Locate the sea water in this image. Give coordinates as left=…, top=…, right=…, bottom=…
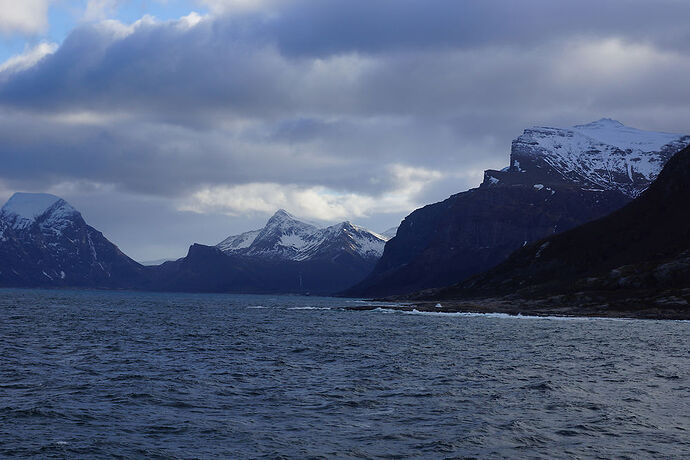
left=0, top=289, right=688, bottom=458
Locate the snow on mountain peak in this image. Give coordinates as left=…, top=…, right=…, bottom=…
left=217, top=229, right=261, bottom=253
left=570, top=119, right=683, bottom=153
left=217, top=210, right=387, bottom=261
left=1, top=192, right=78, bottom=229
left=270, top=209, right=288, bottom=220
left=502, top=119, right=690, bottom=197
left=3, top=193, right=62, bottom=219
left=575, top=118, right=625, bottom=129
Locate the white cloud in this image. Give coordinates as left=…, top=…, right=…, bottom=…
left=180, top=164, right=443, bottom=222
left=0, top=0, right=52, bottom=35
left=83, top=0, right=122, bottom=21
left=0, top=42, right=58, bottom=75
left=197, top=0, right=277, bottom=13
left=554, top=39, right=679, bottom=84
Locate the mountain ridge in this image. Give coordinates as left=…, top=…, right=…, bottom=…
left=401, top=144, right=690, bottom=318
left=218, top=209, right=388, bottom=262
left=344, top=119, right=690, bottom=298
left=145, top=210, right=388, bottom=294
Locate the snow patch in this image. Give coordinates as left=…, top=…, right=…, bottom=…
left=217, top=229, right=261, bottom=252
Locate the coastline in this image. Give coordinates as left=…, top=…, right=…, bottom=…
left=347, top=291, right=690, bottom=320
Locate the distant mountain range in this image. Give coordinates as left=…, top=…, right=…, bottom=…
left=344, top=119, right=690, bottom=297
left=217, top=209, right=388, bottom=261
left=0, top=196, right=389, bottom=294
left=146, top=210, right=390, bottom=294
left=3, top=118, right=688, bottom=306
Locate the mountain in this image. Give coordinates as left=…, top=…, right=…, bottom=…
left=484, top=118, right=690, bottom=197
left=0, top=193, right=144, bottom=288
left=344, top=119, right=690, bottom=298
left=217, top=209, right=388, bottom=261
left=148, top=210, right=388, bottom=294
left=427, top=144, right=690, bottom=315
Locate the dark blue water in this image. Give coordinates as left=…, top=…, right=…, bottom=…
left=0, top=289, right=688, bottom=459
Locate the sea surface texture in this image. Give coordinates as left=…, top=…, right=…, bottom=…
left=0, top=289, right=688, bottom=459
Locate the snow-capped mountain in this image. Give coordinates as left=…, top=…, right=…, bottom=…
left=345, top=119, right=690, bottom=298
left=217, top=209, right=388, bottom=261
left=147, top=210, right=389, bottom=295
left=0, top=192, right=144, bottom=287
left=484, top=118, right=690, bottom=197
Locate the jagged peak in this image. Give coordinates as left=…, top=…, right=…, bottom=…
left=217, top=210, right=387, bottom=261
left=265, top=208, right=313, bottom=227
left=273, top=208, right=292, bottom=218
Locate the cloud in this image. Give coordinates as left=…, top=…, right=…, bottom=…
left=197, top=0, right=276, bottom=13
left=1, top=0, right=690, bottom=258
left=83, top=0, right=123, bottom=21
left=0, top=0, right=52, bottom=36
left=180, top=164, right=443, bottom=221
left=0, top=42, right=57, bottom=74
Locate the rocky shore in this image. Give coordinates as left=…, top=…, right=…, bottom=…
left=348, top=289, right=690, bottom=320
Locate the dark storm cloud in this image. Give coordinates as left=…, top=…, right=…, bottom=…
left=1, top=0, right=690, bottom=258
left=2, top=0, right=690, bottom=115
left=260, top=0, right=690, bottom=57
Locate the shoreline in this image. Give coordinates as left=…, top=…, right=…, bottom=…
left=346, top=297, right=690, bottom=320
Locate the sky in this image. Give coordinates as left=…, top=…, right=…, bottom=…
left=1, top=0, right=689, bottom=261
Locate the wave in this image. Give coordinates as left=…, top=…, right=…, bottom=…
left=398, top=309, right=642, bottom=321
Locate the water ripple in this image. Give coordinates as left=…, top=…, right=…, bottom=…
left=0, top=288, right=688, bottom=458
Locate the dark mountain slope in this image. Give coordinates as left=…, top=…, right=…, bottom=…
left=434, top=144, right=690, bottom=302
left=146, top=242, right=377, bottom=295
left=344, top=119, right=689, bottom=298
left=344, top=185, right=629, bottom=297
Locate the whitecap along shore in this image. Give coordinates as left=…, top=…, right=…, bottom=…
left=346, top=295, right=690, bottom=320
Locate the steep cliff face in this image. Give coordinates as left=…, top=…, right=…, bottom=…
left=434, top=144, right=690, bottom=302
left=344, top=185, right=629, bottom=297
left=344, top=120, right=690, bottom=298
left=0, top=193, right=144, bottom=288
